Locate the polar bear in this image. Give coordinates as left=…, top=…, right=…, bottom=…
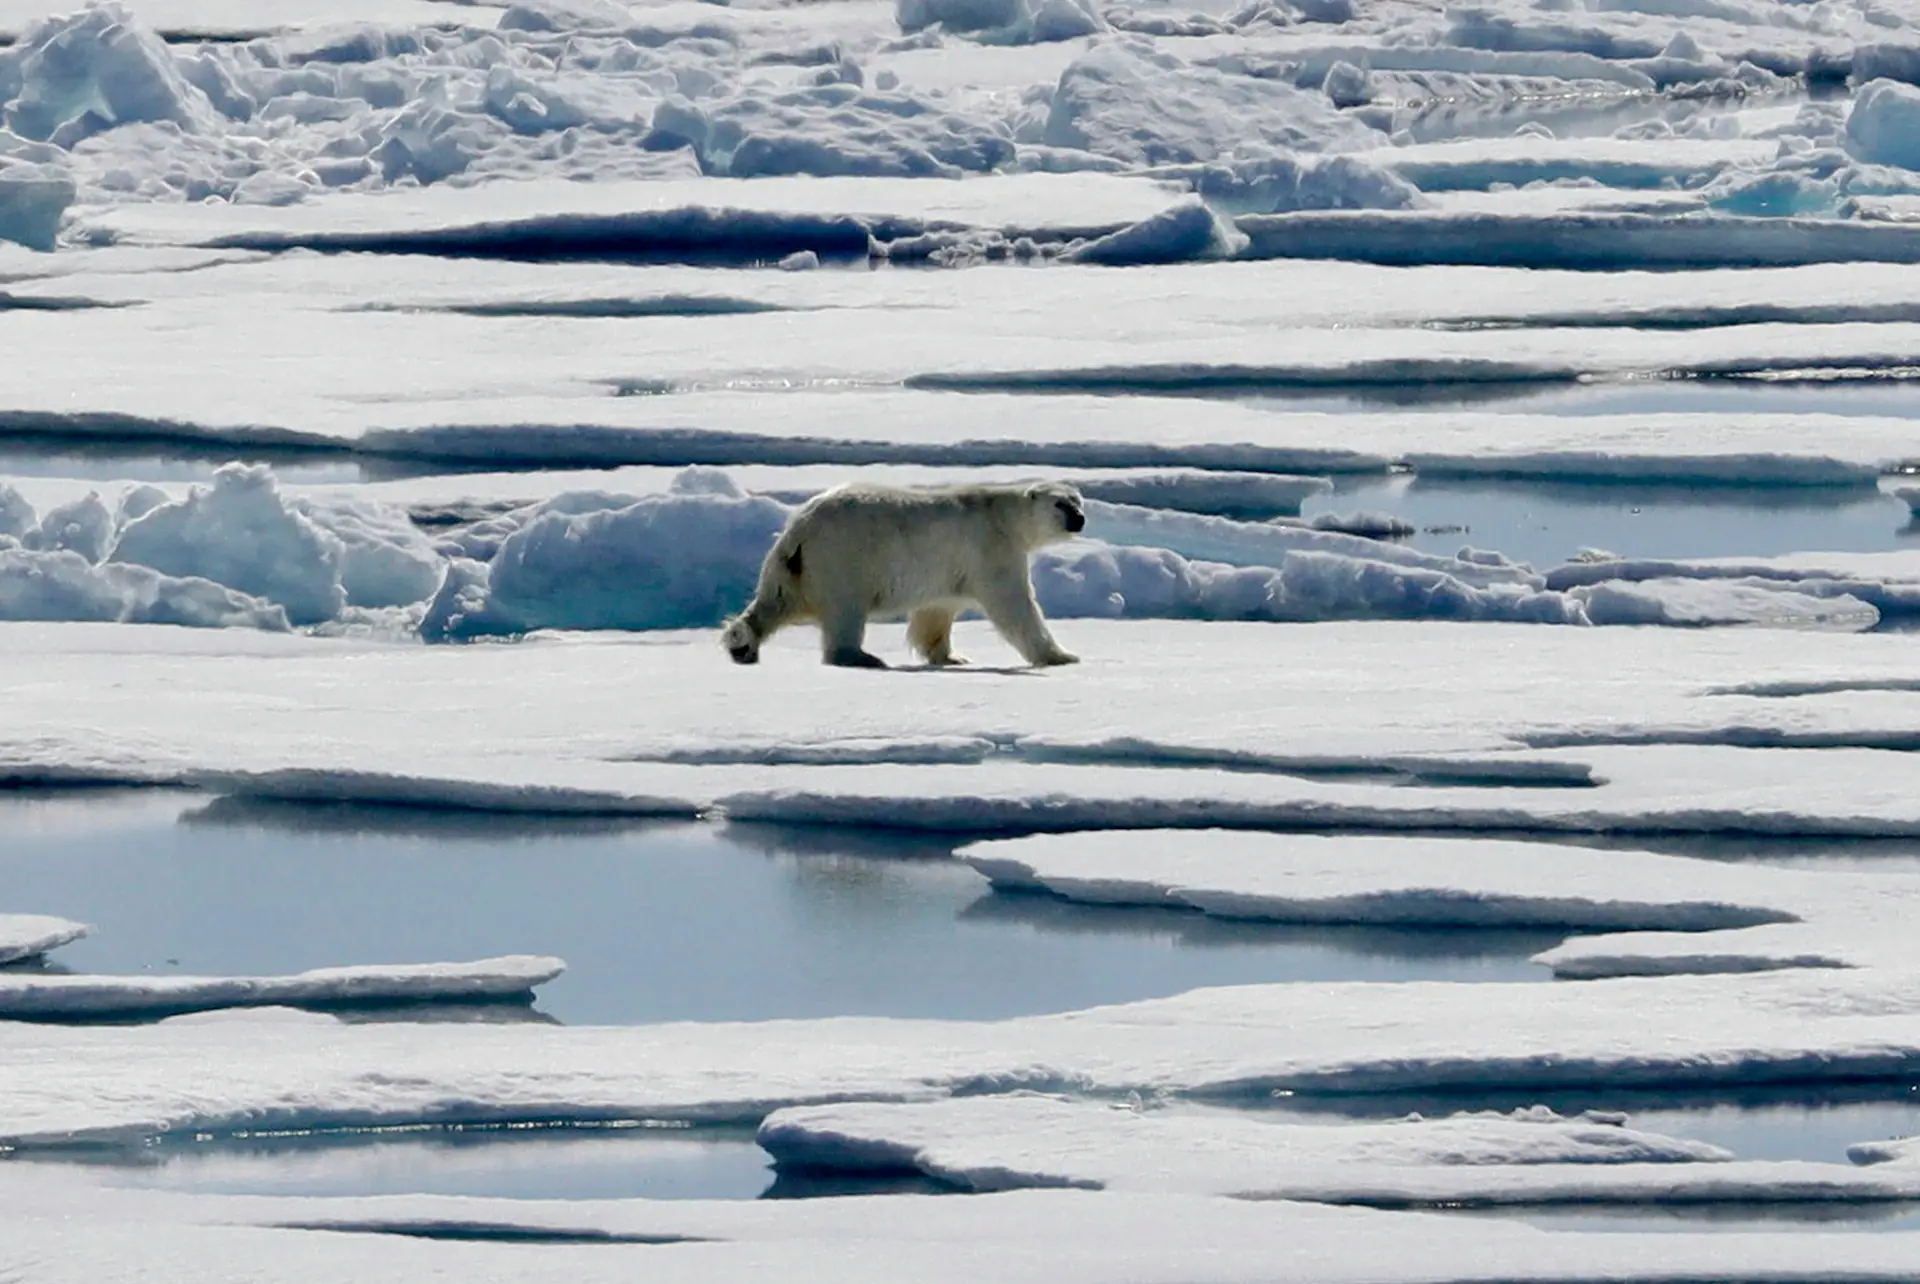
left=721, top=481, right=1086, bottom=669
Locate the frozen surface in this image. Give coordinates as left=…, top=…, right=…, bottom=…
left=1238, top=210, right=1920, bottom=269
left=0, top=792, right=1555, bottom=1027
left=15, top=1181, right=1920, bottom=1284
left=0, top=546, right=291, bottom=629
left=17, top=966, right=1920, bottom=1146
left=11, top=620, right=1920, bottom=838
left=424, top=484, right=1587, bottom=638
left=758, top=1094, right=1920, bottom=1205
left=0, top=955, right=564, bottom=1020
left=7, top=249, right=1920, bottom=487
left=0, top=0, right=497, bottom=37
left=112, top=463, right=353, bottom=625
left=1547, top=550, right=1920, bottom=621
left=963, top=830, right=1920, bottom=979
left=0, top=913, right=88, bottom=966
left=5, top=462, right=1906, bottom=634
left=1564, top=577, right=1881, bottom=630
left=6, top=0, right=1920, bottom=1257
left=85, top=173, right=1194, bottom=253
left=962, top=832, right=1801, bottom=931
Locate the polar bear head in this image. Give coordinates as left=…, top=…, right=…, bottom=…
left=1015, top=481, right=1087, bottom=547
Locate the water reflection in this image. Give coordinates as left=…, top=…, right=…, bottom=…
left=1, top=793, right=1561, bottom=1027
left=964, top=890, right=1562, bottom=971
left=0, top=442, right=511, bottom=487
left=1251, top=1081, right=1920, bottom=1169
left=11, top=1118, right=961, bottom=1203
left=180, top=794, right=680, bottom=841
left=1301, top=474, right=1911, bottom=569
left=1469, top=1203, right=1920, bottom=1233
left=37, top=1124, right=778, bottom=1202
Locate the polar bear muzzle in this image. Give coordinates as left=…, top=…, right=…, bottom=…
left=721, top=616, right=761, bottom=664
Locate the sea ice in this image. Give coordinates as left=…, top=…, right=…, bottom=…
left=9, top=248, right=1920, bottom=486
left=7, top=620, right=1920, bottom=841
left=1547, top=550, right=1920, bottom=621
left=959, top=831, right=1800, bottom=931
left=0, top=546, right=291, bottom=629
left=0, top=955, right=565, bottom=1020
left=961, top=828, right=1920, bottom=979
left=0, top=158, right=73, bottom=250
left=758, top=1094, right=1920, bottom=1205
left=20, top=490, right=111, bottom=562
left=1848, top=79, right=1920, bottom=172
left=1567, top=577, right=1882, bottom=630
left=15, top=965, right=1920, bottom=1145
left=1039, top=41, right=1378, bottom=164
left=86, top=172, right=1193, bottom=257
left=0, top=913, right=88, bottom=966
left=14, top=1182, right=1920, bottom=1284
left=1238, top=210, right=1920, bottom=269
left=420, top=484, right=1588, bottom=638
left=109, top=464, right=348, bottom=625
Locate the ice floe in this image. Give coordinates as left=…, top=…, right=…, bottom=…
left=1564, top=577, right=1881, bottom=630
left=0, top=955, right=565, bottom=1020
left=14, top=1182, right=1920, bottom=1284
left=0, top=913, right=88, bottom=966
left=17, top=965, right=1920, bottom=1145
left=85, top=172, right=1197, bottom=258
left=12, top=243, right=1920, bottom=485
left=1547, top=550, right=1920, bottom=621
left=961, top=832, right=1800, bottom=931
left=420, top=483, right=1587, bottom=638
left=962, top=829, right=1920, bottom=979
left=10, top=0, right=1920, bottom=1268
left=10, top=461, right=1908, bottom=635
left=1533, top=861, right=1920, bottom=980
left=0, top=545, right=290, bottom=629
left=759, top=1094, right=1920, bottom=1205
left=8, top=620, right=1920, bottom=841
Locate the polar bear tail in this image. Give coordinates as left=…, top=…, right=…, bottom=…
left=722, top=532, right=806, bottom=664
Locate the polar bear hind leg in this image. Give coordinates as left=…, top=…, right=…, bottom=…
left=908, top=605, right=967, bottom=666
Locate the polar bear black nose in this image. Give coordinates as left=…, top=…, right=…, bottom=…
left=1065, top=510, right=1085, bottom=532
left=729, top=644, right=758, bottom=664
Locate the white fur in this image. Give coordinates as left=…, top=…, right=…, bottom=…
left=722, top=481, right=1086, bottom=669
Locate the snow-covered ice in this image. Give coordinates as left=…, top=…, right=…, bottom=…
left=759, top=1094, right=1920, bottom=1205
left=0, top=544, right=291, bottom=629
left=8, top=460, right=1912, bottom=635
left=1547, top=549, right=1920, bottom=621
left=8, top=621, right=1920, bottom=841
left=963, top=829, right=1920, bottom=979
left=961, top=832, right=1801, bottom=931
left=10, top=248, right=1920, bottom=486
left=17, top=965, right=1920, bottom=1146
left=11, top=0, right=1920, bottom=1264
left=0, top=955, right=565, bottom=1020
left=0, top=913, right=88, bottom=966
left=15, top=1182, right=1920, bottom=1284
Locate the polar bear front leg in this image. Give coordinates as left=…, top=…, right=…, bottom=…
left=977, top=579, right=1078, bottom=667
left=908, top=606, right=968, bottom=666
left=818, top=598, right=888, bottom=669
